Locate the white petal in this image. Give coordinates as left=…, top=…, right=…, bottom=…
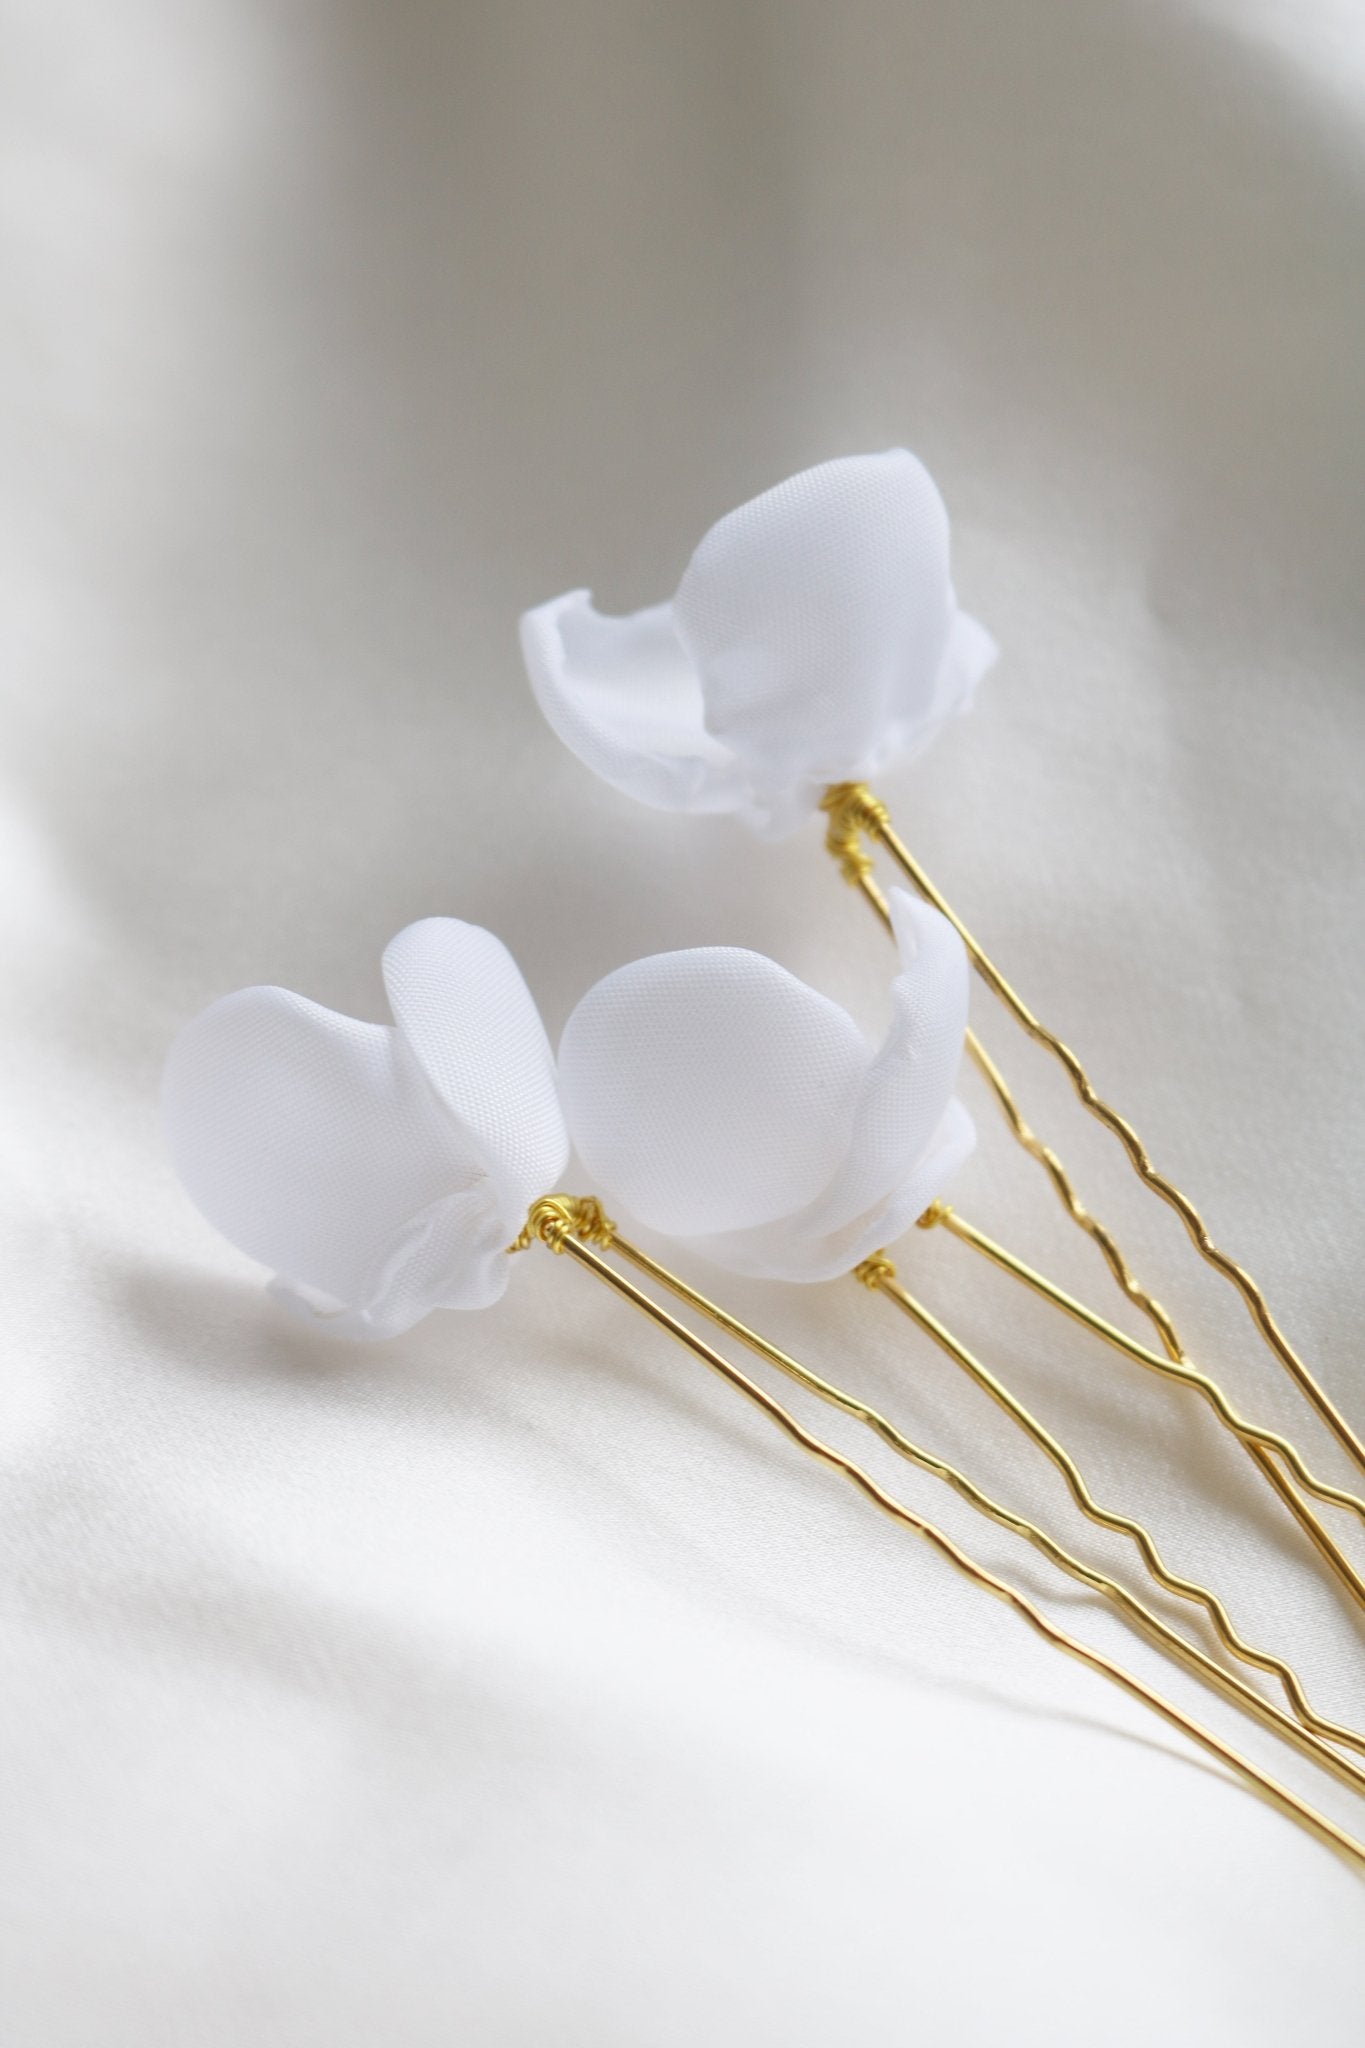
left=678, top=898, right=974, bottom=1281
left=559, top=948, right=870, bottom=1238
left=689, top=1097, right=975, bottom=1283
left=163, top=986, right=505, bottom=1338
left=807, top=893, right=971, bottom=1237
left=934, top=605, right=998, bottom=720
left=382, top=918, right=569, bottom=1233
left=519, top=589, right=745, bottom=814
left=270, top=1189, right=515, bottom=1340
left=881, top=604, right=999, bottom=772
left=674, top=450, right=958, bottom=818
left=520, top=454, right=994, bottom=840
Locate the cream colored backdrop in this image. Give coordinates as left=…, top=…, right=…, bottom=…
left=2, top=2, right=1363, bottom=2041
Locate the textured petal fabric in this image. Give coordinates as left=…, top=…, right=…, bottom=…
left=809, top=890, right=973, bottom=1237
left=382, top=917, right=569, bottom=1226
left=881, top=604, right=998, bottom=774
left=685, top=894, right=975, bottom=1280
left=691, top=1097, right=976, bottom=1282
left=675, top=451, right=966, bottom=820
left=558, top=905, right=973, bottom=1278
left=271, top=1189, right=517, bottom=1340
left=559, top=947, right=869, bottom=1237
left=162, top=987, right=500, bottom=1338
left=519, top=450, right=997, bottom=838
left=519, top=592, right=745, bottom=815
left=163, top=920, right=570, bottom=1337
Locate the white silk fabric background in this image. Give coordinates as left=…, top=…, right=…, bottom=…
left=3, top=3, right=1364, bottom=2041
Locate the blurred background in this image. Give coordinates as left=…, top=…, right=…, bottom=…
left=2, top=4, right=1363, bottom=2043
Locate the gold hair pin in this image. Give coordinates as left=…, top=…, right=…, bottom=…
left=549, top=907, right=1365, bottom=1769
left=519, top=450, right=1364, bottom=1623
left=161, top=454, right=1364, bottom=1880
left=824, top=778, right=1364, bottom=1475
left=821, top=783, right=1365, bottom=1613
left=515, top=1193, right=1365, bottom=1871
left=163, top=914, right=1365, bottom=1874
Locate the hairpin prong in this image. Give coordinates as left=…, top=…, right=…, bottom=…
left=823, top=778, right=1365, bottom=1606
left=512, top=1200, right=1365, bottom=1787
left=856, top=1255, right=1365, bottom=1759
left=920, top=1202, right=1365, bottom=1587
left=955, top=1024, right=1365, bottom=1603
left=520, top=1201, right=1365, bottom=1873
left=963, top=1016, right=1365, bottom=1613
left=812, top=825, right=1189, bottom=1366
left=597, top=1225, right=1365, bottom=1800
left=514, top=453, right=1365, bottom=1864
left=957, top=1029, right=1187, bottom=1352
left=821, top=780, right=1365, bottom=1486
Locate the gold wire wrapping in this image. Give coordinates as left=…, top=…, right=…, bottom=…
left=820, top=782, right=889, bottom=887
left=508, top=1193, right=617, bottom=1255
left=820, top=780, right=1365, bottom=1481
left=852, top=1251, right=898, bottom=1291
left=515, top=1199, right=1365, bottom=1872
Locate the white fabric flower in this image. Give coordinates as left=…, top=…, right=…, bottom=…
left=557, top=891, right=974, bottom=1281
left=162, top=919, right=569, bottom=1339
left=520, top=449, right=996, bottom=840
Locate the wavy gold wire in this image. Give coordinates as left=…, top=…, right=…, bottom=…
left=512, top=1197, right=1365, bottom=1874
left=920, top=1205, right=1365, bottom=1535
left=816, top=824, right=1195, bottom=1354
left=597, top=1224, right=1365, bottom=1799
left=820, top=781, right=1365, bottom=1483
left=954, top=1031, right=1365, bottom=1610
left=856, top=1256, right=1365, bottom=1759
left=822, top=809, right=1365, bottom=1610
left=824, top=784, right=1365, bottom=1568
left=820, top=833, right=1193, bottom=1354
left=958, top=1028, right=1189, bottom=1352
left=846, top=857, right=1365, bottom=1677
